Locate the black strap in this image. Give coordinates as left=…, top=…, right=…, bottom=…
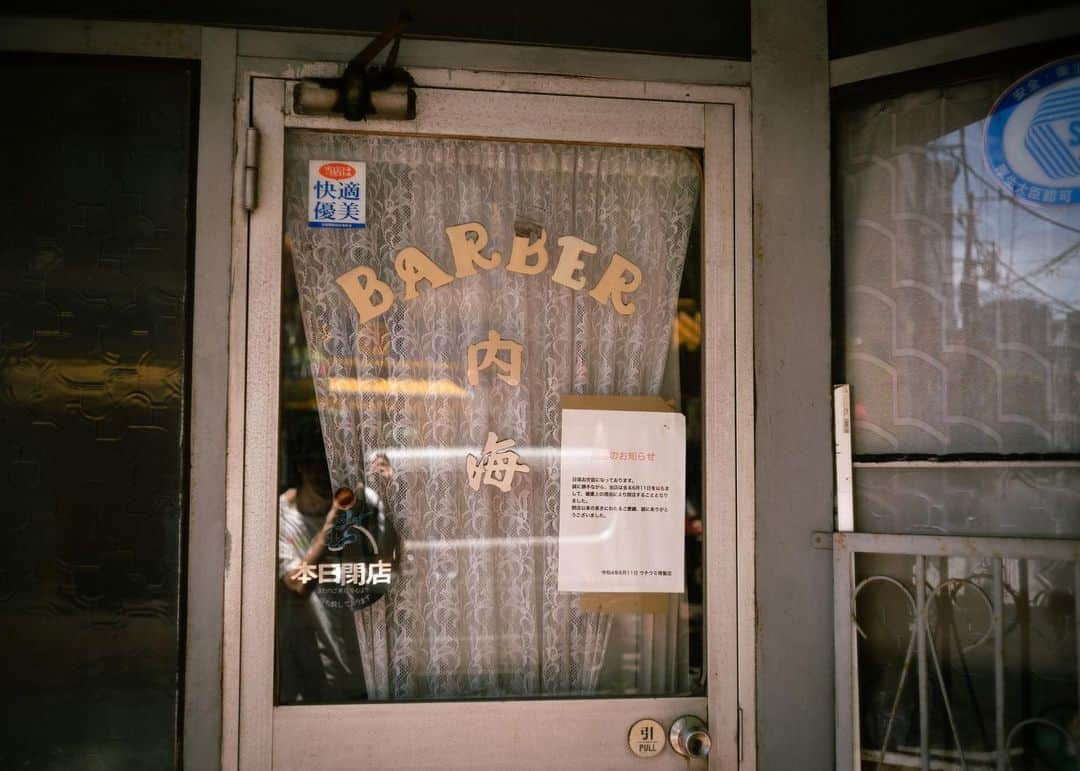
left=346, top=10, right=411, bottom=73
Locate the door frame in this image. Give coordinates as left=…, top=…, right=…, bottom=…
left=224, top=68, right=753, bottom=770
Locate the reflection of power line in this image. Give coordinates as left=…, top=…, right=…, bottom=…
left=958, top=126, right=978, bottom=330
left=939, top=146, right=1080, bottom=236
left=1003, top=239, right=1080, bottom=287
left=947, top=136, right=1080, bottom=314
left=990, top=252, right=1080, bottom=313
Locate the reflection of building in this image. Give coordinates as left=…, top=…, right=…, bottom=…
left=970, top=297, right=1052, bottom=449
left=843, top=112, right=960, bottom=454
left=846, top=102, right=1080, bottom=456
left=1052, top=309, right=1080, bottom=449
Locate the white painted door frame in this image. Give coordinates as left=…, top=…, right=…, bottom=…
left=227, top=70, right=753, bottom=770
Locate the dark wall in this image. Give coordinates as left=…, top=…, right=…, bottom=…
left=829, top=0, right=1076, bottom=58
left=4, top=0, right=1073, bottom=61
left=0, top=54, right=196, bottom=770
left=2, top=1, right=751, bottom=59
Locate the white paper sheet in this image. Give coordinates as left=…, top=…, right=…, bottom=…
left=558, top=408, right=686, bottom=593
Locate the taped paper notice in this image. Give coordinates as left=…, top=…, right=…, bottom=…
left=558, top=398, right=685, bottom=593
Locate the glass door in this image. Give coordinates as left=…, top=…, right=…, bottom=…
left=235, top=75, right=745, bottom=770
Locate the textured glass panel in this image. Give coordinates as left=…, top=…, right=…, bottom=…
left=855, top=467, right=1080, bottom=538
left=0, top=56, right=194, bottom=769
left=855, top=552, right=1078, bottom=769
left=838, top=77, right=1080, bottom=454
left=275, top=131, right=704, bottom=703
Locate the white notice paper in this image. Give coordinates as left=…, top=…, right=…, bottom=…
left=558, top=408, right=685, bottom=593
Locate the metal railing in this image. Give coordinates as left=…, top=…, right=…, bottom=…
left=834, top=532, right=1080, bottom=771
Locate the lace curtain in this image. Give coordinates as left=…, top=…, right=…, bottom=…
left=839, top=80, right=1080, bottom=455
left=838, top=79, right=1080, bottom=536
left=285, top=130, right=699, bottom=699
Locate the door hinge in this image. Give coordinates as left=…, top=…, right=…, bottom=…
left=243, top=126, right=259, bottom=212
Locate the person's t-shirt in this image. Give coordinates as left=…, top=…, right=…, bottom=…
left=277, top=490, right=366, bottom=701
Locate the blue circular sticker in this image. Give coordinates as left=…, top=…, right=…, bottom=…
left=985, top=56, right=1080, bottom=206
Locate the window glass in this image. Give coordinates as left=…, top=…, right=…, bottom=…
left=0, top=54, right=193, bottom=768
left=276, top=131, right=705, bottom=703
left=837, top=56, right=1080, bottom=769
left=854, top=551, right=1079, bottom=767
left=838, top=75, right=1080, bottom=456
left=854, top=466, right=1080, bottom=536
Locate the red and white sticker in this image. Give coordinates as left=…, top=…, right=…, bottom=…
left=308, top=160, right=366, bottom=228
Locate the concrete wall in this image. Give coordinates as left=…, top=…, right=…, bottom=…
left=751, top=0, right=835, bottom=767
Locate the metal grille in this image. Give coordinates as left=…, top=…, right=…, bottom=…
left=835, top=533, right=1080, bottom=771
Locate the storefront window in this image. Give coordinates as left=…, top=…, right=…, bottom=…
left=839, top=74, right=1080, bottom=461
left=0, top=55, right=194, bottom=768
left=275, top=131, right=704, bottom=703
left=836, top=55, right=1080, bottom=767
left=838, top=65, right=1080, bottom=538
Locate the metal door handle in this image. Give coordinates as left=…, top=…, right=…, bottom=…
left=669, top=715, right=711, bottom=758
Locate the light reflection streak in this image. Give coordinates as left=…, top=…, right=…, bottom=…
left=328, top=376, right=468, bottom=397
left=402, top=529, right=615, bottom=552
left=367, top=447, right=608, bottom=463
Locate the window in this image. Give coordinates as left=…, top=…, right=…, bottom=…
left=835, top=51, right=1080, bottom=769
left=274, top=130, right=707, bottom=704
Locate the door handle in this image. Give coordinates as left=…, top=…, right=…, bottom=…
left=669, top=715, right=711, bottom=759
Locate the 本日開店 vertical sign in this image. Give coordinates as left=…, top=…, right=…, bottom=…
left=558, top=402, right=686, bottom=593
left=308, top=160, right=366, bottom=228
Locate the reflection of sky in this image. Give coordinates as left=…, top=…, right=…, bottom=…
left=933, top=120, right=1080, bottom=320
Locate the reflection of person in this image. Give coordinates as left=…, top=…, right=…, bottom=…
left=277, top=447, right=367, bottom=703
left=369, top=452, right=393, bottom=483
